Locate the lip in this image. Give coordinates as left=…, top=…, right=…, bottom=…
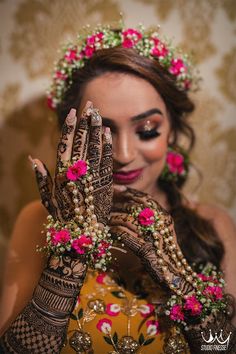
left=113, top=168, right=144, bottom=184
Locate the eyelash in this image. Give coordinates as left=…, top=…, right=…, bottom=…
left=137, top=128, right=161, bottom=141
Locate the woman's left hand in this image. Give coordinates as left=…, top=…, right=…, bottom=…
left=110, top=188, right=195, bottom=296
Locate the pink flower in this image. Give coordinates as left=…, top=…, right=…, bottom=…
left=64, top=49, right=78, bottom=63
left=96, top=273, right=107, bottom=284
left=139, top=304, right=154, bottom=317
left=169, top=58, right=187, bottom=76
left=203, top=286, right=223, bottom=301
left=47, top=96, right=55, bottom=110
left=84, top=45, right=95, bottom=58
left=170, top=304, right=184, bottom=321
left=96, top=318, right=112, bottom=333
left=66, top=160, right=87, bottom=181
left=151, top=43, right=169, bottom=58
left=55, top=71, right=67, bottom=81
left=72, top=235, right=92, bottom=254
left=184, top=295, right=202, bottom=316
left=122, top=28, right=142, bottom=48
left=106, top=303, right=121, bottom=316
left=197, top=273, right=213, bottom=282
left=86, top=32, right=104, bottom=45
left=96, top=241, right=110, bottom=258
left=166, top=151, right=184, bottom=175
left=146, top=320, right=160, bottom=336
left=138, top=208, right=155, bottom=226
left=51, top=229, right=71, bottom=245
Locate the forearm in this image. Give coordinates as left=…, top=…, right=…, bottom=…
left=0, top=254, right=86, bottom=353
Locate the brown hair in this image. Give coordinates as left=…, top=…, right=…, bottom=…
left=57, top=47, right=224, bottom=270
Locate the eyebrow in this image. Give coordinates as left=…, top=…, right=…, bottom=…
left=101, top=108, right=163, bottom=126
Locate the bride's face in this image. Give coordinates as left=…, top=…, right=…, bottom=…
left=79, top=72, right=171, bottom=195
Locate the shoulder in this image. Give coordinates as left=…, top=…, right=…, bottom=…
left=10, top=200, right=48, bottom=249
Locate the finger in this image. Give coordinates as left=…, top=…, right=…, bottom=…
left=109, top=211, right=138, bottom=233
left=71, top=101, right=92, bottom=160
left=98, top=126, right=113, bottom=192
left=56, top=108, right=77, bottom=173
left=28, top=156, right=56, bottom=217
left=87, top=108, right=102, bottom=173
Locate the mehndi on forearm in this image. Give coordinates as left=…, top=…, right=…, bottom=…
left=0, top=254, right=87, bottom=354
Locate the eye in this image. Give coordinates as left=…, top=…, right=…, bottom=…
left=137, top=128, right=161, bottom=141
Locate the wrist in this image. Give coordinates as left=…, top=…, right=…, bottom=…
left=32, top=253, right=87, bottom=318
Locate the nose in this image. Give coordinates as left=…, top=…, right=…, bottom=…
left=113, top=131, right=136, bottom=166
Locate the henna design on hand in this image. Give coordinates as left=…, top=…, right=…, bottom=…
left=110, top=188, right=194, bottom=296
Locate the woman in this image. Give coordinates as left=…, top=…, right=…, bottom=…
left=0, top=25, right=236, bottom=353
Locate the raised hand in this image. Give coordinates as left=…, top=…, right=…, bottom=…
left=110, top=188, right=196, bottom=296
left=30, top=102, right=113, bottom=225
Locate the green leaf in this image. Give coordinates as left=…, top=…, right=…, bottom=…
left=103, top=336, right=113, bottom=345
left=138, top=333, right=145, bottom=345
left=144, top=337, right=155, bottom=346
left=111, top=291, right=126, bottom=299
left=113, top=331, right=118, bottom=344
left=78, top=308, right=83, bottom=320
left=70, top=313, right=77, bottom=321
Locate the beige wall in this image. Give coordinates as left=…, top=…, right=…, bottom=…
left=0, top=0, right=236, bottom=245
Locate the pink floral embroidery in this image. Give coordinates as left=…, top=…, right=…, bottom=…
left=51, top=229, right=71, bottom=245
left=139, top=304, right=154, bottom=317
left=146, top=320, right=160, bottom=336
left=66, top=160, right=87, bottom=181
left=170, top=304, right=185, bottom=321
left=166, top=151, right=184, bottom=175
left=138, top=208, right=155, bottom=226
left=169, top=58, right=187, bottom=76
left=184, top=295, right=202, bottom=316
left=106, top=303, right=121, bottom=316
left=96, top=273, right=107, bottom=284
left=96, top=318, right=112, bottom=333
left=203, top=286, right=223, bottom=301
left=72, top=235, right=92, bottom=254
left=122, top=28, right=142, bottom=48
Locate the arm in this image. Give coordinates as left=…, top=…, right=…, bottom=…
left=1, top=104, right=113, bottom=353
left=110, top=189, right=236, bottom=353
left=0, top=254, right=87, bottom=353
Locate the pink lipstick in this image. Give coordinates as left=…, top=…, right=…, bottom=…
left=113, top=168, right=143, bottom=184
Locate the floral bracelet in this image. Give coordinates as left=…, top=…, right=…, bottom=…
left=130, top=205, right=228, bottom=330
left=37, top=158, right=113, bottom=271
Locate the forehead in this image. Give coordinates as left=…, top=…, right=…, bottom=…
left=80, top=72, right=168, bottom=121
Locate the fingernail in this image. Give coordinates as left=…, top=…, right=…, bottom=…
left=28, top=155, right=38, bottom=170
left=82, top=101, right=93, bottom=117
left=104, top=127, right=112, bottom=142
left=66, top=108, right=76, bottom=124
left=91, top=108, right=101, bottom=126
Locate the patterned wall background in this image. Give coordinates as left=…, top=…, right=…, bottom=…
left=0, top=0, right=236, bottom=254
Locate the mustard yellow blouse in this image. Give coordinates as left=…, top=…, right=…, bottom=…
left=62, top=271, right=189, bottom=354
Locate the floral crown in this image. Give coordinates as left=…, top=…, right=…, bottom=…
left=47, top=23, right=198, bottom=110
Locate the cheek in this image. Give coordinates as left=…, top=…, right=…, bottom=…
left=141, top=135, right=168, bottom=163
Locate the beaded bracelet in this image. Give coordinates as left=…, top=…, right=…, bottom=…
left=130, top=204, right=227, bottom=330
left=37, top=158, right=113, bottom=271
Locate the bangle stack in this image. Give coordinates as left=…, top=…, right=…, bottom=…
left=130, top=204, right=227, bottom=330
left=37, top=158, right=113, bottom=271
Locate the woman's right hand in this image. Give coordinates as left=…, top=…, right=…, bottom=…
left=30, top=101, right=113, bottom=226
